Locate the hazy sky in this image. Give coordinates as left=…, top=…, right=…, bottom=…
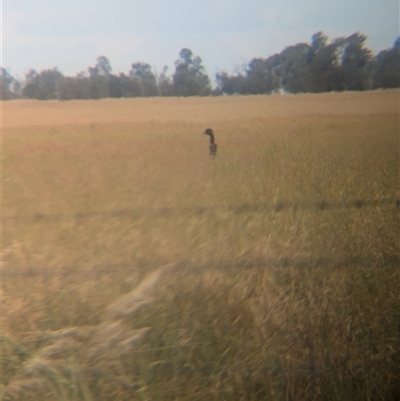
left=2, top=0, right=399, bottom=81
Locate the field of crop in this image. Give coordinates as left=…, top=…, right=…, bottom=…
left=2, top=90, right=399, bottom=400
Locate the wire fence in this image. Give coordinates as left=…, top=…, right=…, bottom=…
left=3, top=254, right=399, bottom=279
left=2, top=197, right=398, bottom=223
left=3, top=197, right=398, bottom=276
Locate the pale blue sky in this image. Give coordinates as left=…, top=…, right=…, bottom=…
left=2, top=0, right=399, bottom=81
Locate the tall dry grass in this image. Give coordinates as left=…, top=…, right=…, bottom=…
left=2, top=91, right=399, bottom=400
left=2, top=89, right=399, bottom=129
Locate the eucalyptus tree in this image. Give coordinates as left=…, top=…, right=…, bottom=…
left=173, top=48, right=211, bottom=96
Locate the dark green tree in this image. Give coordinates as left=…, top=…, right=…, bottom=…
left=88, top=75, right=108, bottom=99
left=370, top=37, right=400, bottom=88
left=173, top=48, right=211, bottom=96
left=129, top=62, right=158, bottom=96
left=216, top=55, right=281, bottom=94
left=1, top=67, right=18, bottom=100
left=341, top=33, right=372, bottom=90
left=57, top=72, right=91, bottom=100
left=95, top=56, right=112, bottom=76
left=276, top=43, right=313, bottom=93
left=311, top=31, right=328, bottom=52
left=247, top=57, right=280, bottom=94
left=215, top=71, right=248, bottom=94
left=23, top=68, right=64, bottom=100
left=57, top=77, right=76, bottom=100
left=308, top=37, right=346, bottom=92
left=107, top=74, right=124, bottom=98
left=158, top=66, right=174, bottom=96
left=87, top=56, right=112, bottom=99
left=119, top=73, right=142, bottom=97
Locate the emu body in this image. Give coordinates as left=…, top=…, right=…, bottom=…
left=203, top=128, right=217, bottom=156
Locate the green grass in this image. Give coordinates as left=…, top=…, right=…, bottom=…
left=2, top=94, right=399, bottom=400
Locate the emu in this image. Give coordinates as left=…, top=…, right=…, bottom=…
left=203, top=128, right=217, bottom=156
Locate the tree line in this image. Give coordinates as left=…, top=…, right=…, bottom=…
left=1, top=31, right=399, bottom=101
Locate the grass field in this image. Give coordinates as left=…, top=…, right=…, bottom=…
left=2, top=90, right=399, bottom=400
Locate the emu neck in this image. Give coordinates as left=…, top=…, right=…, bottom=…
left=207, top=133, right=215, bottom=144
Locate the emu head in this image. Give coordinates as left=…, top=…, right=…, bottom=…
left=203, top=128, right=215, bottom=143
